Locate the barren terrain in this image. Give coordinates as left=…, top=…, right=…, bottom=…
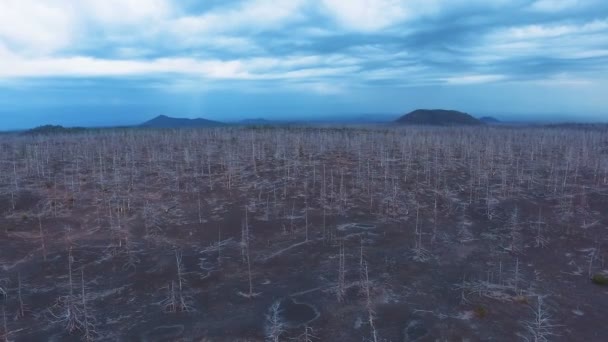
left=1, top=126, right=608, bottom=341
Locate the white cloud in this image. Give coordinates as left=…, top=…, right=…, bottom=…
left=0, top=0, right=606, bottom=92
left=80, top=0, right=171, bottom=25
left=529, top=0, right=585, bottom=12
left=531, top=73, right=595, bottom=86
left=470, top=18, right=608, bottom=68
left=319, top=0, right=515, bottom=32
left=0, top=53, right=359, bottom=82
left=293, top=81, right=344, bottom=95
left=169, top=0, right=306, bottom=36
left=0, top=0, right=74, bottom=54
left=0, top=0, right=173, bottom=55
left=569, top=49, right=608, bottom=59
left=320, top=0, right=412, bottom=32
left=442, top=74, right=507, bottom=85
left=169, top=35, right=263, bottom=54
left=113, top=47, right=156, bottom=59
left=0, top=55, right=249, bottom=79
left=501, top=19, right=608, bottom=40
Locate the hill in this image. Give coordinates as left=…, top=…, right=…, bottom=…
left=23, top=125, right=87, bottom=135
left=236, top=114, right=398, bottom=126
left=238, top=118, right=275, bottom=126
left=141, top=115, right=225, bottom=128
left=395, top=109, right=483, bottom=126
left=480, top=116, right=501, bottom=124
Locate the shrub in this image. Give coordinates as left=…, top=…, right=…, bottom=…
left=474, top=306, right=488, bottom=318
left=591, top=274, right=608, bottom=286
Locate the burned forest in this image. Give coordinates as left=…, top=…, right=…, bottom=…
left=1, top=125, right=608, bottom=341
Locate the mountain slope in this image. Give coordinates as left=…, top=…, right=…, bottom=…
left=141, top=115, right=225, bottom=128
left=395, top=109, right=483, bottom=126
left=480, top=116, right=501, bottom=124
left=238, top=118, right=275, bottom=125
left=23, top=125, right=87, bottom=135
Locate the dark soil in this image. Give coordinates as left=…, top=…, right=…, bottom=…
left=0, top=126, right=607, bottom=341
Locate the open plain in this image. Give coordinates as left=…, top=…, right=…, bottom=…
left=1, top=125, right=608, bottom=341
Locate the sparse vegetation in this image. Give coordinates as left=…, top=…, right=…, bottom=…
left=591, top=273, right=608, bottom=286
left=473, top=305, right=488, bottom=319
left=0, top=125, right=607, bottom=340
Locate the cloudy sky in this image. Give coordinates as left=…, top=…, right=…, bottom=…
left=1, top=0, right=607, bottom=129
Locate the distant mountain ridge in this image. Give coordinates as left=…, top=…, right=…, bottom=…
left=238, top=118, right=275, bottom=125
left=395, top=109, right=483, bottom=126
left=141, top=115, right=225, bottom=128
left=23, top=125, right=87, bottom=135
left=480, top=116, right=501, bottom=124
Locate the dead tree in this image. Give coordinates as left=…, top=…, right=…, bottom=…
left=0, top=281, right=5, bottom=301
left=49, top=247, right=87, bottom=335
left=534, top=208, right=548, bottom=248
left=264, top=301, right=285, bottom=342
left=361, top=261, right=378, bottom=342
left=38, top=216, right=47, bottom=262
left=2, top=304, right=9, bottom=342
left=520, top=296, right=560, bottom=342
left=16, top=273, right=26, bottom=319
left=80, top=268, right=96, bottom=341
left=239, top=207, right=260, bottom=298
left=412, top=205, right=430, bottom=262
left=336, top=243, right=346, bottom=302
left=163, top=250, right=193, bottom=313
left=297, top=325, right=317, bottom=342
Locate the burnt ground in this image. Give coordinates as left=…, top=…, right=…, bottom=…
left=0, top=126, right=608, bottom=341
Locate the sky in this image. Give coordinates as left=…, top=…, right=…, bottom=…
left=0, top=0, right=608, bottom=129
